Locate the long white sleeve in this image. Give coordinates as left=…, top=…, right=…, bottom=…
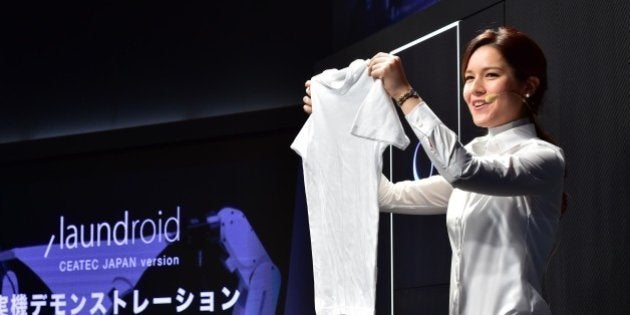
left=378, top=174, right=451, bottom=215
left=405, top=104, right=565, bottom=196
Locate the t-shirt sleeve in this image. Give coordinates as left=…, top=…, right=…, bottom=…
left=290, top=115, right=313, bottom=159
left=350, top=78, right=410, bottom=150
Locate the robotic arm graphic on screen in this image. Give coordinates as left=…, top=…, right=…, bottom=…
left=204, top=207, right=282, bottom=314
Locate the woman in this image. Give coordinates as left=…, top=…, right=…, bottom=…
left=303, top=26, right=566, bottom=314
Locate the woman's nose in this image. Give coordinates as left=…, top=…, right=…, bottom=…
left=470, top=79, right=486, bottom=95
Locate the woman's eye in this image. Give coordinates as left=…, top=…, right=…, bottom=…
left=486, top=72, right=499, bottom=78
left=464, top=76, right=474, bottom=82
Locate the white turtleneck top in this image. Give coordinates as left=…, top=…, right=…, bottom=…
left=379, top=102, right=565, bottom=315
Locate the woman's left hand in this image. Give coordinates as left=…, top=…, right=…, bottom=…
left=302, top=80, right=312, bottom=114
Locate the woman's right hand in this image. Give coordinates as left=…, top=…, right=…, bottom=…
left=368, top=52, right=413, bottom=101
left=303, top=80, right=312, bottom=114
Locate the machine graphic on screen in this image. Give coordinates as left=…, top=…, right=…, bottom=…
left=0, top=207, right=280, bottom=314
left=412, top=142, right=437, bottom=180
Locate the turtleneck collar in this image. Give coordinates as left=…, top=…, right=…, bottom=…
left=481, top=118, right=536, bottom=155
left=487, top=118, right=531, bottom=137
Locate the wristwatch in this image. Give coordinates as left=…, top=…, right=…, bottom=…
left=395, top=88, right=420, bottom=107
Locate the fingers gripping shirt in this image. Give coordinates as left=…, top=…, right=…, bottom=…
left=291, top=59, right=409, bottom=315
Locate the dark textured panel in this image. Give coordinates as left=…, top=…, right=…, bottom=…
left=506, top=1, right=630, bottom=314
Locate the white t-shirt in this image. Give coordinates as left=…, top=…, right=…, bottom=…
left=291, top=59, right=409, bottom=315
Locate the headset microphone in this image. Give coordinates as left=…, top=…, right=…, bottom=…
left=484, top=93, right=500, bottom=103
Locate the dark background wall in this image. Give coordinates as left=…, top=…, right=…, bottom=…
left=0, top=1, right=333, bottom=143
left=1, top=0, right=628, bottom=314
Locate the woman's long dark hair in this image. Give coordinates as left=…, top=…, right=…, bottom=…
left=462, top=26, right=568, bottom=214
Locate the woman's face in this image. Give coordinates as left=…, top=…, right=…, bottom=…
left=463, top=45, right=527, bottom=128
